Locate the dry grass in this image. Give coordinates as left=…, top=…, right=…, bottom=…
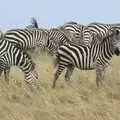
left=0, top=54, right=120, bottom=120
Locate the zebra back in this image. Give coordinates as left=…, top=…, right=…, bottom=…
left=4, top=28, right=49, bottom=51
left=58, top=22, right=85, bottom=45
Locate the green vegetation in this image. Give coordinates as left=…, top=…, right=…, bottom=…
left=0, top=54, right=120, bottom=120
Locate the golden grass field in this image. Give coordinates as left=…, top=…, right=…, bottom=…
left=0, top=53, right=120, bottom=120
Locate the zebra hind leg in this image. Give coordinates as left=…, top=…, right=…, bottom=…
left=96, top=67, right=105, bottom=88
left=0, top=70, right=3, bottom=80
left=65, top=64, right=75, bottom=82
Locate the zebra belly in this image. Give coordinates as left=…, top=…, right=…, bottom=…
left=77, top=58, right=97, bottom=70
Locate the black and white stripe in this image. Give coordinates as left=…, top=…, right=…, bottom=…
left=58, top=22, right=85, bottom=44
left=58, top=22, right=98, bottom=47
left=0, top=39, right=39, bottom=89
left=2, top=27, right=71, bottom=55
left=52, top=28, right=120, bottom=88
left=46, top=28, right=71, bottom=54
left=3, top=28, right=48, bottom=52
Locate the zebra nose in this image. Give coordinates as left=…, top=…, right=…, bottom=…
left=114, top=48, right=120, bottom=56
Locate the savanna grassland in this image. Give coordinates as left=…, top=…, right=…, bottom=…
left=0, top=53, right=120, bottom=120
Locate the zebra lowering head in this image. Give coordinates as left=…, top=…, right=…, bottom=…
left=20, top=52, right=39, bottom=89
left=0, top=44, right=39, bottom=89
left=52, top=28, right=120, bottom=88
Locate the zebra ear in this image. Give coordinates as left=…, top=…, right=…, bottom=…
left=110, top=28, right=119, bottom=35
left=115, top=29, right=119, bottom=35
left=31, top=17, right=39, bottom=28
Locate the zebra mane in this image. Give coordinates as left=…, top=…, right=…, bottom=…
left=64, top=21, right=78, bottom=25
left=100, top=29, right=119, bottom=45
left=87, top=22, right=105, bottom=26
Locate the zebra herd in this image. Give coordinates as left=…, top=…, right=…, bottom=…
left=1, top=17, right=120, bottom=89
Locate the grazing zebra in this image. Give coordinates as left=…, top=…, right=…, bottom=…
left=0, top=38, right=39, bottom=89
left=52, top=28, right=120, bottom=88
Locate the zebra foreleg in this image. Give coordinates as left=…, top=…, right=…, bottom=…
left=4, top=67, right=10, bottom=82
left=65, top=64, right=75, bottom=82
left=96, top=66, right=105, bottom=88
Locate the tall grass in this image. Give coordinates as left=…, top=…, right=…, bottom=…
left=0, top=54, right=120, bottom=120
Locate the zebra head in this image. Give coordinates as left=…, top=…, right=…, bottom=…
left=24, top=69, right=39, bottom=89
left=24, top=59, right=39, bottom=89
left=100, top=28, right=120, bottom=56
left=111, top=28, right=120, bottom=56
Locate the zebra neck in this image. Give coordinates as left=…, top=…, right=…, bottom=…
left=99, top=39, right=113, bottom=60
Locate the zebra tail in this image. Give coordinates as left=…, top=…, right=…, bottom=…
left=31, top=17, right=39, bottom=28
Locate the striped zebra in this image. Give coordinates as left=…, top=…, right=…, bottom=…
left=87, top=22, right=113, bottom=39
left=58, top=22, right=97, bottom=47
left=87, top=22, right=120, bottom=40
left=46, top=28, right=71, bottom=54
left=58, top=22, right=85, bottom=44
left=52, top=28, right=120, bottom=88
left=0, top=33, right=39, bottom=89
left=3, top=28, right=48, bottom=52
left=3, top=26, right=73, bottom=55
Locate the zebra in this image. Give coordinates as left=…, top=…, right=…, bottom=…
left=3, top=27, right=49, bottom=52
left=5, top=25, right=77, bottom=54
left=52, top=28, right=120, bottom=88
left=0, top=38, right=39, bottom=89
left=26, top=20, right=76, bottom=54
left=4, top=21, right=98, bottom=56
left=58, top=22, right=98, bottom=47
left=84, top=22, right=120, bottom=51
left=58, top=22, right=85, bottom=44
left=87, top=22, right=113, bottom=39
left=45, top=28, right=72, bottom=54
left=87, top=22, right=120, bottom=40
